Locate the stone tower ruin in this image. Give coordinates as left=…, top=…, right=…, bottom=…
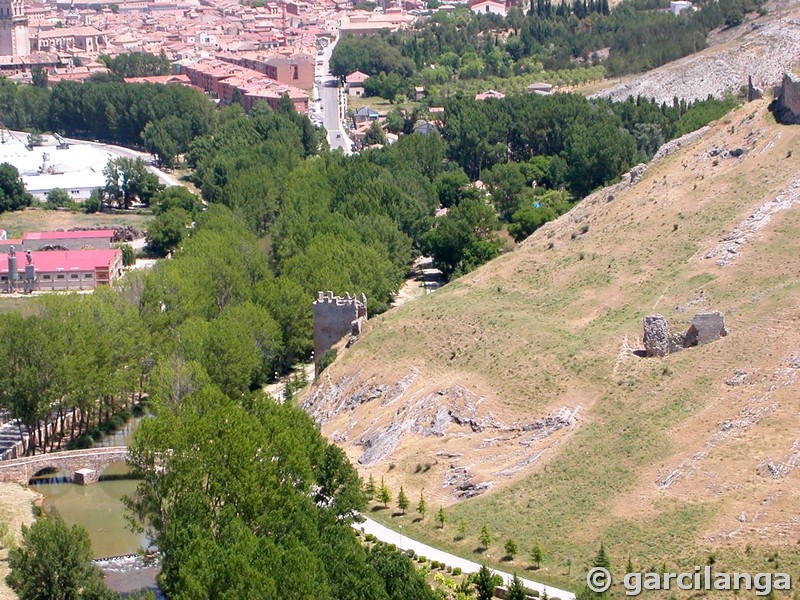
left=312, top=291, right=367, bottom=370
left=0, top=0, right=29, bottom=57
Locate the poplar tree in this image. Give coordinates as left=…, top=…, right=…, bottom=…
left=417, top=490, right=427, bottom=520
left=378, top=476, right=392, bottom=508
left=365, top=474, right=376, bottom=500
left=397, top=486, right=409, bottom=514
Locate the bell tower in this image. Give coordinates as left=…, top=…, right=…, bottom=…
left=0, top=0, right=29, bottom=57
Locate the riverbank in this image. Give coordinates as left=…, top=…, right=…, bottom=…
left=0, top=483, right=39, bottom=600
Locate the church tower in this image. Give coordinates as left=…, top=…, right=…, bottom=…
left=0, top=0, right=29, bottom=57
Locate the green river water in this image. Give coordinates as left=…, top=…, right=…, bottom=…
left=28, top=419, right=149, bottom=559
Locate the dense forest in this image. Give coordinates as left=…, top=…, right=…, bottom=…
left=330, top=0, right=763, bottom=101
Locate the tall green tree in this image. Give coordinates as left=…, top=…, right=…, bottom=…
left=126, top=387, right=397, bottom=599
left=473, top=565, right=502, bottom=600
left=103, top=157, right=163, bottom=209
left=6, top=514, right=114, bottom=600
left=416, top=491, right=426, bottom=521
left=397, top=486, right=409, bottom=514
left=146, top=207, right=192, bottom=256
left=0, top=163, right=33, bottom=213
left=378, top=476, right=392, bottom=508
left=531, top=541, right=543, bottom=569
left=436, top=506, right=446, bottom=529
left=479, top=523, right=491, bottom=550
left=506, top=574, right=528, bottom=600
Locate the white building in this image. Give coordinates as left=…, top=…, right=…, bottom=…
left=470, top=0, right=507, bottom=17
left=0, top=134, right=111, bottom=201
left=670, top=1, right=693, bottom=16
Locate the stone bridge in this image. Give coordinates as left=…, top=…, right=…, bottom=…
left=0, top=447, right=129, bottom=485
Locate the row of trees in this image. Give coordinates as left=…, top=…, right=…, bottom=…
left=0, top=77, right=216, bottom=167
left=0, top=291, right=148, bottom=455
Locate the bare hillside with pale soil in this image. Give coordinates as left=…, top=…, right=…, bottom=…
left=303, top=101, right=800, bottom=590
left=593, top=1, right=800, bottom=103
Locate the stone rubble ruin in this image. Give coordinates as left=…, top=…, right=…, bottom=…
left=643, top=311, right=728, bottom=357
left=312, top=291, right=367, bottom=369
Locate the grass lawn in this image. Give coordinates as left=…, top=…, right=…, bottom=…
left=0, top=208, right=153, bottom=238
left=348, top=95, right=421, bottom=114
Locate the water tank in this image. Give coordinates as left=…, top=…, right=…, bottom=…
left=24, top=264, right=35, bottom=281
left=7, top=250, right=18, bottom=282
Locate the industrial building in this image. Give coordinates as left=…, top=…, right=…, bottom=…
left=1, top=246, right=123, bottom=293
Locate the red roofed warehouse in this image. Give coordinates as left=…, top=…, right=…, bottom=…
left=21, top=230, right=115, bottom=251
left=2, top=248, right=123, bottom=292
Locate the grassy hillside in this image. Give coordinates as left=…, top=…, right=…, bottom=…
left=303, top=101, right=800, bottom=593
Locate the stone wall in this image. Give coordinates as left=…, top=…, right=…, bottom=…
left=643, top=312, right=728, bottom=357
left=312, top=291, right=367, bottom=369
left=772, top=72, right=800, bottom=124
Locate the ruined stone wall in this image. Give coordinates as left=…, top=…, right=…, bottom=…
left=772, top=72, right=800, bottom=124
left=312, top=291, right=367, bottom=368
left=643, top=312, right=728, bottom=357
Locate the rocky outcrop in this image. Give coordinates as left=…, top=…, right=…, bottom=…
left=705, top=178, right=800, bottom=266
left=593, top=18, right=800, bottom=104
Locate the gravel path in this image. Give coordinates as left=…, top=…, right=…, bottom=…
left=357, top=516, right=576, bottom=599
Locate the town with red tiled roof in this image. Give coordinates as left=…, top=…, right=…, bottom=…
left=0, top=0, right=437, bottom=114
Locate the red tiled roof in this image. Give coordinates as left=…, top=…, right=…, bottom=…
left=22, top=230, right=116, bottom=241
left=1, top=249, right=120, bottom=274
left=346, top=70, right=369, bottom=84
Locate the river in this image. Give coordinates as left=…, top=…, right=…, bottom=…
left=27, top=417, right=160, bottom=595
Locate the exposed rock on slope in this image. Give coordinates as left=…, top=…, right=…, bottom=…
left=594, top=9, right=800, bottom=102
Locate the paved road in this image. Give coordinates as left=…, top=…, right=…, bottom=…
left=356, top=516, right=576, bottom=600
left=314, top=41, right=353, bottom=154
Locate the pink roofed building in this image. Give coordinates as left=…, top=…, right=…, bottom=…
left=475, top=89, right=506, bottom=101
left=346, top=70, right=369, bottom=97
left=1, top=248, right=123, bottom=292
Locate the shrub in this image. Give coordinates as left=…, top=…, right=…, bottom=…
left=453, top=567, right=462, bottom=576
left=66, top=435, right=92, bottom=450
left=317, top=348, right=338, bottom=374
left=406, top=549, right=416, bottom=558
left=418, top=556, right=427, bottom=563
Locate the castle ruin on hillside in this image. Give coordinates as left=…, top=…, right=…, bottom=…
left=771, top=72, right=800, bottom=124
left=312, top=291, right=367, bottom=370
left=643, top=311, right=728, bottom=357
